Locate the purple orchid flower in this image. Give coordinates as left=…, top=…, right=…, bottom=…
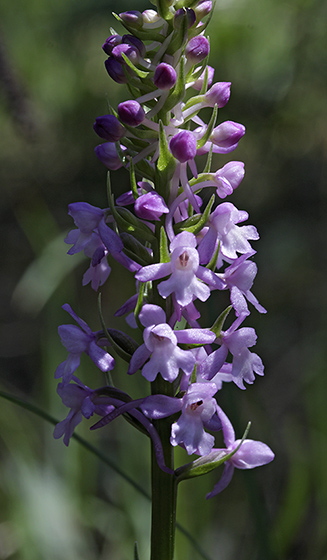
left=206, top=405, right=274, bottom=497
left=53, top=376, right=115, bottom=446
left=218, top=252, right=267, bottom=317
left=135, top=231, right=224, bottom=310
left=199, top=315, right=264, bottom=389
left=55, top=304, right=115, bottom=383
left=127, top=304, right=216, bottom=382
left=197, top=202, right=259, bottom=265
left=141, top=382, right=222, bottom=456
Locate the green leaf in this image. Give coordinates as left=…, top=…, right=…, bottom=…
left=166, top=13, right=189, bottom=54
left=120, top=232, right=153, bottom=266
left=134, top=158, right=156, bottom=182
left=157, top=120, right=176, bottom=174
left=156, top=0, right=174, bottom=21
left=159, top=226, right=171, bottom=263
left=122, top=122, right=158, bottom=140
left=121, top=52, right=149, bottom=79
left=203, top=143, right=213, bottom=173
left=206, top=242, right=220, bottom=272
left=115, top=207, right=156, bottom=243
left=106, top=328, right=139, bottom=361
left=175, top=194, right=215, bottom=235
left=197, top=104, right=217, bottom=149
left=175, top=422, right=251, bottom=482
left=210, top=305, right=232, bottom=338
left=155, top=121, right=176, bottom=198
left=175, top=0, right=198, bottom=7
left=129, top=159, right=139, bottom=200
left=134, top=282, right=146, bottom=330
left=199, top=64, right=209, bottom=95
left=182, top=93, right=204, bottom=112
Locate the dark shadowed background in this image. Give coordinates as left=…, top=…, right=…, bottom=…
left=1, top=0, right=327, bottom=559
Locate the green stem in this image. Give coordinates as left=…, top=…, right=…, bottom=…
left=150, top=379, right=177, bottom=560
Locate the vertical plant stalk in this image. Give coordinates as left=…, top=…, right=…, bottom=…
left=151, top=378, right=177, bottom=560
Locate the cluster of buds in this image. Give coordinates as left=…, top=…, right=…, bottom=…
left=54, top=0, right=273, bottom=498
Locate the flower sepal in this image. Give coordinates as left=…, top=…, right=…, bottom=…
left=175, top=421, right=251, bottom=482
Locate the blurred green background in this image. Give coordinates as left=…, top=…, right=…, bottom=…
left=1, top=0, right=327, bottom=558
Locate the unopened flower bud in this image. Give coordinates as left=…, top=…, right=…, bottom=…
left=105, top=57, right=128, bottom=84
left=112, top=43, right=139, bottom=65
left=122, top=34, right=146, bottom=58
left=192, top=65, right=215, bottom=91
left=142, top=9, right=161, bottom=24
left=154, top=63, right=177, bottom=90
left=216, top=161, right=245, bottom=191
left=134, top=192, right=169, bottom=221
left=174, top=8, right=196, bottom=29
left=194, top=0, right=212, bottom=20
left=93, top=115, right=125, bottom=142
left=185, top=36, right=209, bottom=63
left=102, top=35, right=122, bottom=55
left=118, top=100, right=145, bottom=127
left=204, top=82, right=231, bottom=108
left=170, top=131, right=197, bottom=163
left=210, top=121, right=246, bottom=149
left=119, top=11, right=143, bottom=29
left=94, top=142, right=124, bottom=170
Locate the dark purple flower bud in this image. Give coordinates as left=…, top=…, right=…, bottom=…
left=102, top=35, right=122, bottom=55
left=204, top=82, right=231, bottom=108
left=111, top=43, right=139, bottom=65
left=118, top=100, right=145, bottom=127
left=134, top=192, right=169, bottom=221
left=119, top=11, right=143, bottom=29
left=194, top=0, right=212, bottom=19
left=94, top=142, right=123, bottom=170
left=210, top=121, right=246, bottom=149
left=104, top=57, right=128, bottom=84
left=185, top=36, right=209, bottom=63
left=122, top=34, right=146, bottom=58
left=174, top=8, right=196, bottom=29
left=154, top=63, right=177, bottom=90
left=93, top=114, right=125, bottom=142
left=192, top=65, right=215, bottom=91
left=170, top=130, right=197, bottom=163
